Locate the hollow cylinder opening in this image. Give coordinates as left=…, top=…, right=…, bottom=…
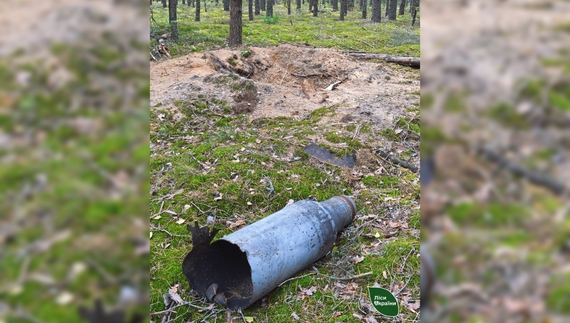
left=186, top=240, right=253, bottom=310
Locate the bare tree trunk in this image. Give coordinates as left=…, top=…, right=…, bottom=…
left=261, top=0, right=266, bottom=11
left=332, top=0, right=338, bottom=11
left=385, top=0, right=389, bottom=17
left=255, top=0, right=260, bottom=14
left=229, top=0, right=243, bottom=46
left=162, top=0, right=167, bottom=7
left=196, top=0, right=201, bottom=21
left=371, top=0, right=380, bottom=22
left=223, top=0, right=230, bottom=10
left=388, top=0, right=396, bottom=19
left=248, top=0, right=254, bottom=19
left=361, top=0, right=367, bottom=18
left=340, top=0, right=347, bottom=20
left=411, top=0, right=418, bottom=25
left=297, top=0, right=301, bottom=10
left=266, top=0, right=273, bottom=16
left=313, top=0, right=318, bottom=15
left=169, top=0, right=178, bottom=41
left=398, top=0, right=405, bottom=15
left=287, top=0, right=291, bottom=14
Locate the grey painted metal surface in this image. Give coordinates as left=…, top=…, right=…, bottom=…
left=182, top=196, right=356, bottom=310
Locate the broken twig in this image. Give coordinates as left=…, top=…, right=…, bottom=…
left=376, top=150, right=419, bottom=173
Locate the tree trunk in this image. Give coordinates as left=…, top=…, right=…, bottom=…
left=361, top=0, right=367, bottom=18
left=313, top=0, right=318, bottom=16
left=332, top=0, right=338, bottom=11
left=196, top=0, right=201, bottom=21
left=223, top=0, right=230, bottom=10
left=162, top=0, right=167, bottom=7
left=340, top=0, right=347, bottom=20
left=398, top=0, right=405, bottom=15
left=248, top=0, right=254, bottom=20
left=229, top=0, right=243, bottom=46
left=188, top=0, right=191, bottom=6
left=169, top=0, right=178, bottom=41
left=388, top=0, right=396, bottom=19
left=261, top=0, right=266, bottom=11
left=255, top=0, right=260, bottom=14
left=347, top=0, right=353, bottom=11
left=371, top=0, right=380, bottom=22
left=297, top=0, right=301, bottom=10
left=411, top=0, right=418, bottom=26
left=385, top=0, right=389, bottom=17
left=287, top=0, right=291, bottom=14
left=266, top=0, right=273, bottom=16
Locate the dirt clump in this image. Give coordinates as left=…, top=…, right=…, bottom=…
left=150, top=44, right=420, bottom=130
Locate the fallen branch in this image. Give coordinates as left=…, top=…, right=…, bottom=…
left=376, top=150, right=419, bottom=173
left=477, top=147, right=566, bottom=194
left=343, top=51, right=420, bottom=68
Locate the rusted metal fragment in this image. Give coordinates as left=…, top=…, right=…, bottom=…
left=303, top=143, right=356, bottom=168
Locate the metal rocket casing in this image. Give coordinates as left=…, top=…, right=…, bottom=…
left=182, top=196, right=356, bottom=310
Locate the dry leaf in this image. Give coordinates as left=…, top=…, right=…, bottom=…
left=291, top=312, right=300, bottom=320
left=152, top=215, right=161, bottom=220
left=214, top=193, right=223, bottom=201
left=168, top=288, right=184, bottom=304
left=150, top=232, right=153, bottom=239
left=354, top=255, right=365, bottom=264
left=228, top=219, right=246, bottom=229
left=176, top=218, right=185, bottom=224
left=382, top=271, right=387, bottom=279
left=164, top=210, right=177, bottom=215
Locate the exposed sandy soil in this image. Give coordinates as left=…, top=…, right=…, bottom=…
left=150, top=44, right=420, bottom=130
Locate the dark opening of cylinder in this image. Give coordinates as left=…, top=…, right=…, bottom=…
left=182, top=240, right=253, bottom=310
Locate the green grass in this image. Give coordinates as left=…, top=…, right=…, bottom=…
left=0, top=39, right=149, bottom=322
left=150, top=97, right=420, bottom=322
left=150, top=2, right=420, bottom=57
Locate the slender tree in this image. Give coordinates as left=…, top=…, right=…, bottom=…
left=162, top=0, right=167, bottom=7
left=385, top=0, right=389, bottom=17
left=411, top=0, right=418, bottom=26
left=223, top=0, right=230, bottom=10
left=361, top=0, right=367, bottom=18
left=228, top=0, right=242, bottom=46
left=399, top=0, right=405, bottom=15
left=287, top=0, right=291, bottom=15
left=332, top=0, right=338, bottom=11
left=249, top=0, right=254, bottom=20
left=297, top=0, right=301, bottom=10
left=266, top=0, right=273, bottom=17
left=388, top=0, right=396, bottom=20
left=340, top=0, right=347, bottom=20
left=313, top=0, right=318, bottom=16
left=169, top=0, right=178, bottom=40
left=255, top=0, right=260, bottom=14
left=196, top=0, right=201, bottom=21
left=261, top=0, right=266, bottom=11
left=371, top=0, right=380, bottom=22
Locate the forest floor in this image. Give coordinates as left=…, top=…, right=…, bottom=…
left=0, top=0, right=149, bottom=322
left=422, top=0, right=570, bottom=322
left=150, top=4, right=421, bottom=323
